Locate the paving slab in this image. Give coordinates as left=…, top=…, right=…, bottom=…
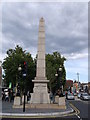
left=13, top=103, right=66, bottom=109
left=1, top=100, right=74, bottom=117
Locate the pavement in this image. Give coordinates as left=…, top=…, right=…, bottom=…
left=0, top=99, right=75, bottom=118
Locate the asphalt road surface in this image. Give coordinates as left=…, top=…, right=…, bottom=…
left=1, top=99, right=90, bottom=120
left=64, top=99, right=90, bottom=119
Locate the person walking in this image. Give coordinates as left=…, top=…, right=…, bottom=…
left=9, top=89, right=13, bottom=102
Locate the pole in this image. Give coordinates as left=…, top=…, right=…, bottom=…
left=23, top=75, right=26, bottom=112
left=77, top=73, right=79, bottom=84
left=77, top=73, right=79, bottom=93
left=60, top=71, right=62, bottom=96
left=22, top=61, right=27, bottom=112
left=23, top=89, right=25, bottom=112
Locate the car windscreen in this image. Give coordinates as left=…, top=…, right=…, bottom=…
left=68, top=94, right=73, bottom=96
left=83, top=93, right=88, bottom=96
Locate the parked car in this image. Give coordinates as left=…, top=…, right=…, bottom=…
left=80, top=93, right=90, bottom=101
left=66, top=93, right=75, bottom=100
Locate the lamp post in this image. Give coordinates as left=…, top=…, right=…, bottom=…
left=55, top=65, right=63, bottom=97
left=55, top=73, right=58, bottom=95
left=22, top=61, right=27, bottom=112
left=77, top=72, right=79, bottom=93
left=18, top=65, right=22, bottom=71
left=17, top=65, right=22, bottom=96
left=59, top=65, right=63, bottom=97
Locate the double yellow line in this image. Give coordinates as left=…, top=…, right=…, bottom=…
left=62, top=103, right=80, bottom=117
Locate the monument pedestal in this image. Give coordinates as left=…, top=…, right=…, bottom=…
left=30, top=80, right=50, bottom=104
left=55, top=96, right=59, bottom=103
left=13, top=96, right=21, bottom=106
left=58, top=97, right=66, bottom=109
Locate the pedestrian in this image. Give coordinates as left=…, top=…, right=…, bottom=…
left=5, top=91, right=9, bottom=102
left=27, top=91, right=30, bottom=102
left=65, top=91, right=68, bottom=99
left=9, top=89, right=13, bottom=102
left=2, top=91, right=5, bottom=101
left=50, top=92, right=53, bottom=103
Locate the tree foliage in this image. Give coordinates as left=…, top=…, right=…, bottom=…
left=46, top=51, right=66, bottom=94
left=2, top=45, right=66, bottom=95
left=2, top=45, right=36, bottom=92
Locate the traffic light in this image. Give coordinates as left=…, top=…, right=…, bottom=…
left=24, top=61, right=27, bottom=67
left=23, top=61, right=27, bottom=76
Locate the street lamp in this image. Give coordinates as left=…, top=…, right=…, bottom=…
left=18, top=65, right=22, bottom=71
left=59, top=65, right=63, bottom=96
left=18, top=63, right=27, bottom=112
left=55, top=65, right=63, bottom=97
left=22, top=61, right=27, bottom=112
left=55, top=73, right=58, bottom=95
left=59, top=65, right=62, bottom=72
left=77, top=72, right=79, bottom=93
left=16, top=65, right=22, bottom=96
left=55, top=73, right=58, bottom=77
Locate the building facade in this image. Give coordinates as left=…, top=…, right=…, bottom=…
left=81, top=82, right=90, bottom=94
left=0, top=61, right=2, bottom=86
left=64, top=80, right=73, bottom=92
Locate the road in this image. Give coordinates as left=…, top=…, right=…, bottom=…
left=64, top=99, right=90, bottom=119
left=1, top=98, right=90, bottom=120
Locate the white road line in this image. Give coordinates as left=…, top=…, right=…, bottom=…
left=77, top=115, right=80, bottom=119
left=76, top=114, right=81, bottom=119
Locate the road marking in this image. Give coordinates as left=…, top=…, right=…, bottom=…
left=77, top=116, right=80, bottom=119
left=62, top=103, right=80, bottom=117
left=76, top=114, right=81, bottom=119
left=1, top=115, right=57, bottom=119
left=69, top=103, right=80, bottom=115
left=0, top=102, right=81, bottom=119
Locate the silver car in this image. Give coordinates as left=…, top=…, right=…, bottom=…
left=67, top=93, right=75, bottom=100
left=80, top=93, right=90, bottom=100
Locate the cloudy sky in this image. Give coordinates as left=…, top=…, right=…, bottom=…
left=0, top=1, right=88, bottom=83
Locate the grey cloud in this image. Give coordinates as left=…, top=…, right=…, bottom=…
left=46, top=34, right=87, bottom=54
left=2, top=2, right=88, bottom=59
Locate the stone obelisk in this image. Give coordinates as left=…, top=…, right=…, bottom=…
left=30, top=17, right=50, bottom=104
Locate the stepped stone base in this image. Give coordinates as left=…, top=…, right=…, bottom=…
left=13, top=96, right=21, bottom=106
left=30, top=93, right=50, bottom=104
left=30, top=80, right=50, bottom=104
left=55, top=96, right=59, bottom=103
left=58, top=97, right=66, bottom=109
left=13, top=103, right=66, bottom=109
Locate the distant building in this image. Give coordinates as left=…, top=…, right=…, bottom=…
left=0, top=61, right=2, bottom=97
left=73, top=80, right=81, bottom=93
left=81, top=82, right=90, bottom=94
left=73, top=82, right=78, bottom=93
left=88, top=82, right=90, bottom=94
left=0, top=61, right=2, bottom=86
left=64, top=80, right=73, bottom=92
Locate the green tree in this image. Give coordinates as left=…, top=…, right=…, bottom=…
left=2, top=45, right=36, bottom=93
left=46, top=51, right=66, bottom=94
